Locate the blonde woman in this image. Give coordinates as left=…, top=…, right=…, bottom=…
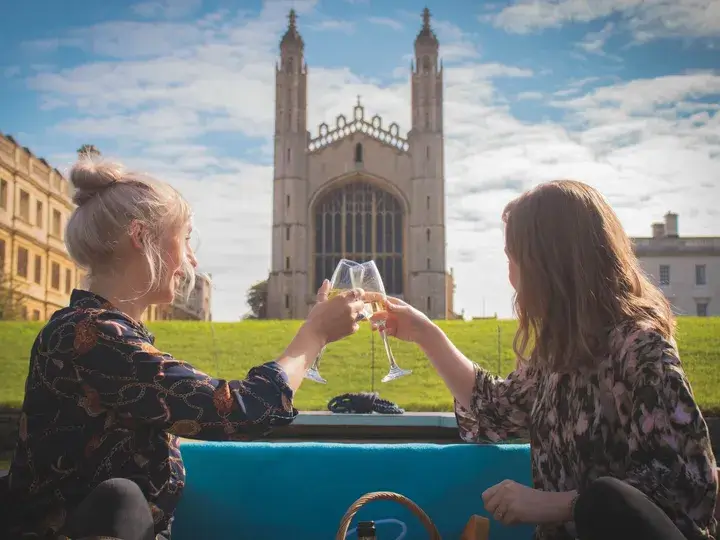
left=373, top=180, right=717, bottom=540
left=0, top=159, right=367, bottom=539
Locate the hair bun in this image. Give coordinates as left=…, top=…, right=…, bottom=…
left=70, top=158, right=124, bottom=206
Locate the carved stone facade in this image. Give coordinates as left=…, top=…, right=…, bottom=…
left=0, top=133, right=83, bottom=320
left=268, top=9, right=453, bottom=319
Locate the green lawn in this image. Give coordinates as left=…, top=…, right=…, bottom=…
left=1, top=317, right=719, bottom=415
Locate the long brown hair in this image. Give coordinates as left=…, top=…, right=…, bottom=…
left=503, top=180, right=674, bottom=371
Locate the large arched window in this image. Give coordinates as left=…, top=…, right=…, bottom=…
left=313, top=182, right=403, bottom=296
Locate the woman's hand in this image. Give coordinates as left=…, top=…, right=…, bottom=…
left=369, top=295, right=436, bottom=345
left=304, top=280, right=366, bottom=345
left=482, top=479, right=575, bottom=525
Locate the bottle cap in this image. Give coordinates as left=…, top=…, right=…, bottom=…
left=357, top=521, right=376, bottom=535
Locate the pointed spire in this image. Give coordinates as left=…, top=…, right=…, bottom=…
left=422, top=7, right=431, bottom=30
left=415, top=6, right=438, bottom=47
left=281, top=8, right=304, bottom=50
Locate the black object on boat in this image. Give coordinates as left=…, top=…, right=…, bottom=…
left=328, top=392, right=404, bottom=414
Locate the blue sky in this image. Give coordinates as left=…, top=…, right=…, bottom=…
left=1, top=0, right=719, bottom=321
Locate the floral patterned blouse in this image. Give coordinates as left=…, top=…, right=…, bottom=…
left=455, top=320, right=718, bottom=540
left=0, top=290, right=298, bottom=539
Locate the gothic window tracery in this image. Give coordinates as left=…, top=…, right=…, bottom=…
left=313, top=182, right=403, bottom=296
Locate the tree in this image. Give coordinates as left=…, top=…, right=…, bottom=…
left=77, top=144, right=101, bottom=158
left=246, top=278, right=268, bottom=319
left=0, top=271, right=27, bottom=320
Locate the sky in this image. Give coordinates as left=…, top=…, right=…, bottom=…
left=1, top=0, right=719, bottom=321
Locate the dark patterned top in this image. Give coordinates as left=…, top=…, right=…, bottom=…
left=0, top=290, right=298, bottom=538
left=455, top=320, right=718, bottom=540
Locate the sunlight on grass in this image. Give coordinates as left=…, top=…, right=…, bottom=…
left=0, top=318, right=718, bottom=414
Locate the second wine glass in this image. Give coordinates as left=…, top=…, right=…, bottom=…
left=357, top=260, right=412, bottom=382
left=304, top=259, right=360, bottom=384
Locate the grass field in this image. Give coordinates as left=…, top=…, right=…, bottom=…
left=1, top=317, right=719, bottom=415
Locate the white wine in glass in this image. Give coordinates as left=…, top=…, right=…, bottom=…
left=304, top=259, right=361, bottom=384
left=357, top=260, right=412, bottom=382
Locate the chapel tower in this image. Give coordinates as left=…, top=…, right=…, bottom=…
left=268, top=9, right=310, bottom=318
left=407, top=8, right=447, bottom=317
left=267, top=9, right=452, bottom=320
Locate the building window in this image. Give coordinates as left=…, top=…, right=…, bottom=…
left=35, top=201, right=43, bottom=227
left=21, top=305, right=28, bottom=320
left=32, top=309, right=40, bottom=321
left=286, top=148, right=291, bottom=162
left=0, top=238, right=5, bottom=270
left=0, top=179, right=7, bottom=210
left=354, top=143, right=363, bottom=164
left=426, top=196, right=430, bottom=210
left=285, top=256, right=290, bottom=270
left=19, top=190, right=30, bottom=221
left=426, top=146, right=430, bottom=159
left=697, top=302, right=708, bottom=317
left=51, top=261, right=60, bottom=290
left=285, top=294, right=290, bottom=309
left=33, top=255, right=42, bottom=284
left=696, top=264, right=707, bottom=286
left=17, top=247, right=28, bottom=278
left=286, top=194, right=290, bottom=208
left=286, top=226, right=290, bottom=241
left=313, top=182, right=404, bottom=295
left=65, top=268, right=72, bottom=293
left=52, top=209, right=62, bottom=236
left=426, top=228, right=430, bottom=242
left=426, top=297, right=431, bottom=313
left=426, top=257, right=431, bottom=270
left=659, top=265, right=670, bottom=286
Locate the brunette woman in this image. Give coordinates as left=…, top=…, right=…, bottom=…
left=373, top=180, right=717, bottom=540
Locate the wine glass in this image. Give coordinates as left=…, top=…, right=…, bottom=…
left=304, top=259, right=361, bottom=384
left=357, top=260, right=412, bottom=383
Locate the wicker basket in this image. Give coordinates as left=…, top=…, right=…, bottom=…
left=335, top=491, right=442, bottom=540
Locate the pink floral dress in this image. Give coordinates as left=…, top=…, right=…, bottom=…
left=455, top=321, right=718, bottom=539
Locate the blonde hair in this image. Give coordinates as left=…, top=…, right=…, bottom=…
left=65, top=157, right=196, bottom=301
left=502, top=179, right=674, bottom=372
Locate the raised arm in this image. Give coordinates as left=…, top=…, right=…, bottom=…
left=417, top=324, right=537, bottom=442
left=620, top=329, right=717, bottom=533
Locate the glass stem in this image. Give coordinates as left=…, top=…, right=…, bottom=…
left=310, top=346, right=325, bottom=370
left=377, top=321, right=399, bottom=368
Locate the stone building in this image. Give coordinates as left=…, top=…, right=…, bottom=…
left=632, top=212, right=719, bottom=316
left=0, top=133, right=212, bottom=321
left=0, top=134, right=83, bottom=320
left=267, top=9, right=454, bottom=319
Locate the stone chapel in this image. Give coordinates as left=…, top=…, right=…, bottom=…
left=267, top=9, right=455, bottom=319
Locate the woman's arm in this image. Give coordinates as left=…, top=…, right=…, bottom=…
left=417, top=323, right=538, bottom=443
left=66, top=312, right=322, bottom=440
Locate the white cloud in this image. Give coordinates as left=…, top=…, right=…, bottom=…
left=516, top=91, right=543, bottom=100
left=576, top=22, right=616, bottom=56
left=132, top=0, right=203, bottom=19
left=311, top=19, right=355, bottom=33
left=18, top=2, right=720, bottom=321
left=488, top=0, right=720, bottom=42
left=368, top=17, right=403, bottom=31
